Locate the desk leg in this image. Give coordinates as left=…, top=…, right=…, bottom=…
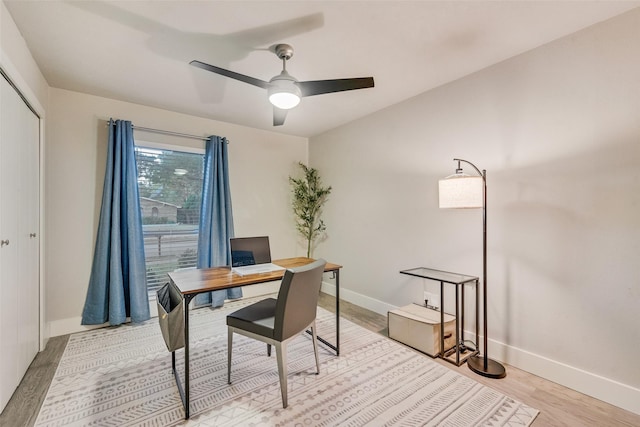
left=171, top=294, right=194, bottom=419
left=184, top=295, right=191, bottom=418
left=335, top=270, right=340, bottom=356
left=440, top=281, right=444, bottom=360
left=311, top=270, right=340, bottom=356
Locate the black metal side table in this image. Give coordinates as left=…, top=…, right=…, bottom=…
left=400, top=267, right=479, bottom=366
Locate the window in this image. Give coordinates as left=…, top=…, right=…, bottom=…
left=135, top=144, right=204, bottom=302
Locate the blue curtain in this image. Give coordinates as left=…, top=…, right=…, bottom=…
left=195, top=135, right=241, bottom=307
left=81, top=119, right=150, bottom=325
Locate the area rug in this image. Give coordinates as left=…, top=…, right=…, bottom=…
left=35, top=296, right=538, bottom=426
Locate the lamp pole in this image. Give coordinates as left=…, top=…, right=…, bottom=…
left=453, top=158, right=506, bottom=379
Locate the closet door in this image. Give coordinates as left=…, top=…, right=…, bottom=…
left=0, top=73, right=40, bottom=411
left=0, top=73, right=21, bottom=411
left=17, top=87, right=40, bottom=380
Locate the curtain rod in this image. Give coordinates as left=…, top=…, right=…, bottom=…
left=107, top=121, right=223, bottom=143
left=134, top=125, right=214, bottom=142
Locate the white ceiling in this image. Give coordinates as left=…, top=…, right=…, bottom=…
left=4, top=1, right=639, bottom=137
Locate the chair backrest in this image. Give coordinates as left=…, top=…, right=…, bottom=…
left=273, top=259, right=327, bottom=341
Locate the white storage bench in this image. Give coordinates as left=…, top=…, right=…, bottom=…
left=388, top=304, right=456, bottom=357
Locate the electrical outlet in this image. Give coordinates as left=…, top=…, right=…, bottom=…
left=424, top=292, right=439, bottom=309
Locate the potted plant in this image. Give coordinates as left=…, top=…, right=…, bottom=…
left=289, top=162, right=332, bottom=258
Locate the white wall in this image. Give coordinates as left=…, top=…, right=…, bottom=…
left=45, top=88, right=308, bottom=336
left=0, top=1, right=48, bottom=112
left=310, top=8, right=640, bottom=415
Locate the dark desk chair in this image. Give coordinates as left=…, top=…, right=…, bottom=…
left=226, top=258, right=327, bottom=408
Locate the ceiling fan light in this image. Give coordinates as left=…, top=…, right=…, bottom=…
left=269, top=92, right=300, bottom=109
left=268, top=76, right=301, bottom=110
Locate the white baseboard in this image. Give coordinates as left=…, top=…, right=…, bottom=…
left=241, top=281, right=280, bottom=298
left=321, top=281, right=397, bottom=315
left=492, top=338, right=640, bottom=416
left=48, top=316, right=107, bottom=337
left=322, top=281, right=640, bottom=416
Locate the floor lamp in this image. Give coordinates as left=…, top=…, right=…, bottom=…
left=438, top=158, right=506, bottom=379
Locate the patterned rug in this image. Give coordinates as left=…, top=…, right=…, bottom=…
left=36, top=296, right=538, bottom=426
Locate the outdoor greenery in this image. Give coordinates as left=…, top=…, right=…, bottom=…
left=289, top=162, right=332, bottom=258
left=142, top=216, right=171, bottom=225
left=136, top=148, right=203, bottom=209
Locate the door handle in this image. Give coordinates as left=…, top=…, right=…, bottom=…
left=1, top=239, right=9, bottom=247
left=30, top=233, right=37, bottom=238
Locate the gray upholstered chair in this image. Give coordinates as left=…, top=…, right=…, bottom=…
left=227, top=258, right=327, bottom=408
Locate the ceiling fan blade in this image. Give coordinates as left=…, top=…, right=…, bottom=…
left=297, top=77, right=374, bottom=97
left=273, top=107, right=288, bottom=126
left=190, top=60, right=269, bottom=89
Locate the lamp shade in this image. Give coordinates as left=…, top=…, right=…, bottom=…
left=438, top=173, right=483, bottom=208
left=268, top=74, right=301, bottom=110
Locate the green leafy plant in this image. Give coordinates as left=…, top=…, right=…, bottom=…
left=289, top=162, right=332, bottom=258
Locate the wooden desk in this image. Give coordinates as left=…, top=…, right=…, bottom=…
left=168, top=257, right=342, bottom=419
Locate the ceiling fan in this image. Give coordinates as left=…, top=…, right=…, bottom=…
left=190, top=44, right=375, bottom=126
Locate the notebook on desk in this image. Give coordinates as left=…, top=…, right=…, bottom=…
left=230, top=236, right=285, bottom=276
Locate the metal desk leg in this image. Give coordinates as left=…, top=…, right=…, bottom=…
left=312, top=270, right=340, bottom=356
left=335, top=269, right=340, bottom=356
left=440, top=281, right=445, bottom=360
left=184, top=294, right=191, bottom=418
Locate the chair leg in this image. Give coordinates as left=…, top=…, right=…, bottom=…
left=275, top=342, right=288, bottom=408
left=227, top=327, right=233, bottom=384
left=267, top=343, right=272, bottom=357
left=311, top=321, right=320, bottom=375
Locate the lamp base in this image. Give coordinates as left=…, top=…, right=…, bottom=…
left=468, top=355, right=506, bottom=379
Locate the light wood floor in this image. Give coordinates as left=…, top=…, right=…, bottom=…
left=2, top=294, right=639, bottom=426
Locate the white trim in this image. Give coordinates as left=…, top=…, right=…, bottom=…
left=493, top=338, right=640, bottom=416
left=241, top=281, right=281, bottom=298
left=322, top=283, right=640, bottom=416
left=48, top=317, right=107, bottom=337
left=320, top=281, right=397, bottom=316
